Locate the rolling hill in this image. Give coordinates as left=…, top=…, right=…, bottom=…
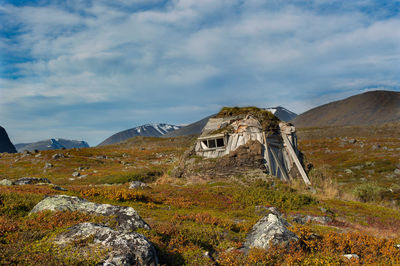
left=290, top=90, right=400, bottom=128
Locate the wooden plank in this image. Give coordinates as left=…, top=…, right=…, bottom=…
left=263, top=132, right=272, bottom=175
left=269, top=147, right=289, bottom=182
left=282, top=134, right=311, bottom=186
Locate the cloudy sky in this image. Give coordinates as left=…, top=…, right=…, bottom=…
left=1, top=0, right=399, bottom=146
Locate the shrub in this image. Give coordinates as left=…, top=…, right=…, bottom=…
left=353, top=182, right=384, bottom=202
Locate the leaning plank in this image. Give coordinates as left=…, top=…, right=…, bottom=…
left=282, top=134, right=311, bottom=186
left=263, top=132, right=272, bottom=175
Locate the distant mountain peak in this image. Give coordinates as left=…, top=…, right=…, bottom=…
left=15, top=138, right=89, bottom=152
left=98, top=123, right=181, bottom=146
left=265, top=106, right=298, bottom=122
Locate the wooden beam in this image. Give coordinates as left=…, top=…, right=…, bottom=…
left=282, top=134, right=311, bottom=186
left=263, top=132, right=272, bottom=175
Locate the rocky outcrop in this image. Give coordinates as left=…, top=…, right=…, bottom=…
left=244, top=209, right=298, bottom=251
left=31, top=195, right=150, bottom=231
left=54, top=223, right=158, bottom=266
left=0, top=126, right=17, bottom=153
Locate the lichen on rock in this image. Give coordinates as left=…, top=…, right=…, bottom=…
left=53, top=222, right=158, bottom=266
left=30, top=195, right=150, bottom=231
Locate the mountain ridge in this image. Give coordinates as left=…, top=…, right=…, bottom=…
left=98, top=123, right=181, bottom=146
left=290, top=90, right=400, bottom=128
left=15, top=138, right=89, bottom=152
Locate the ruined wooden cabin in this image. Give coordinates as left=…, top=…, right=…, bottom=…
left=195, top=108, right=311, bottom=185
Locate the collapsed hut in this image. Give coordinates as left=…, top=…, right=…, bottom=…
left=194, top=107, right=311, bottom=185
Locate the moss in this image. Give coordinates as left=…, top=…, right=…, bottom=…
left=215, top=106, right=281, bottom=135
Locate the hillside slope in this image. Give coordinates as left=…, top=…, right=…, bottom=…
left=290, top=90, right=400, bottom=127
left=15, top=138, right=89, bottom=152
left=0, top=126, right=17, bottom=153
left=98, top=123, right=180, bottom=146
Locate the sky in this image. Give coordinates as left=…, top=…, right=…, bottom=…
left=1, top=0, right=399, bottom=146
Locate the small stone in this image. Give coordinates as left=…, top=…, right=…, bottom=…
left=35, top=153, right=41, bottom=158
left=52, top=153, right=64, bottom=159
left=343, top=254, right=359, bottom=260
left=52, top=185, right=68, bottom=191
left=348, top=139, right=357, bottom=144
left=129, top=181, right=148, bottom=189
left=78, top=174, right=87, bottom=179
left=72, top=171, right=80, bottom=177
left=371, top=144, right=381, bottom=150
left=44, top=162, right=53, bottom=169
left=344, top=169, right=353, bottom=174
left=0, top=179, right=13, bottom=186
left=394, top=169, right=400, bottom=175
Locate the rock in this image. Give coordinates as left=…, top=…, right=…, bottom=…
left=0, top=179, right=13, bottom=186
left=52, top=185, right=68, bottom=191
left=348, top=139, right=357, bottom=144
left=53, top=223, right=158, bottom=266
left=30, top=195, right=150, bottom=231
left=52, top=153, right=65, bottom=159
left=44, top=162, right=53, bottom=169
left=129, top=181, right=148, bottom=189
left=292, top=214, right=332, bottom=225
left=13, top=177, right=51, bottom=185
left=72, top=171, right=80, bottom=177
left=371, top=144, right=381, bottom=150
left=343, top=254, right=359, bottom=260
left=394, top=169, right=400, bottom=175
left=243, top=211, right=298, bottom=251
left=344, top=169, right=353, bottom=174
left=78, top=174, right=88, bottom=179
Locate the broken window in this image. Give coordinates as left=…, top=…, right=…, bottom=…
left=216, top=138, right=224, bottom=147
left=200, top=137, right=226, bottom=149
left=208, top=139, right=216, bottom=148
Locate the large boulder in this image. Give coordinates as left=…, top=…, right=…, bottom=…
left=31, top=195, right=150, bottom=231
left=53, top=222, right=158, bottom=266
left=244, top=210, right=298, bottom=251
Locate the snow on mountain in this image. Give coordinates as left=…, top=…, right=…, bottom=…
left=15, top=138, right=90, bottom=152
left=265, top=106, right=298, bottom=122
left=98, top=123, right=181, bottom=146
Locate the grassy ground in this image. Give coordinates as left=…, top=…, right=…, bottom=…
left=1, top=125, right=400, bottom=265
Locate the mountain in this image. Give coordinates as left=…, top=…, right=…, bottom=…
left=98, top=123, right=181, bottom=146
left=290, top=90, right=400, bottom=128
left=265, top=106, right=297, bottom=122
left=0, top=126, right=17, bottom=153
left=15, top=138, right=89, bottom=152
left=162, top=115, right=215, bottom=137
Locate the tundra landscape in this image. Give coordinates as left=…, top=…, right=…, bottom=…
left=1, top=0, right=400, bottom=265
left=1, top=100, right=400, bottom=265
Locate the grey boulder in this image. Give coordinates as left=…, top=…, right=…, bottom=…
left=244, top=211, right=298, bottom=251
left=53, top=222, right=158, bottom=266
left=31, top=195, right=150, bottom=232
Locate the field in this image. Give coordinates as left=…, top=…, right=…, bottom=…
left=1, top=124, right=400, bottom=265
